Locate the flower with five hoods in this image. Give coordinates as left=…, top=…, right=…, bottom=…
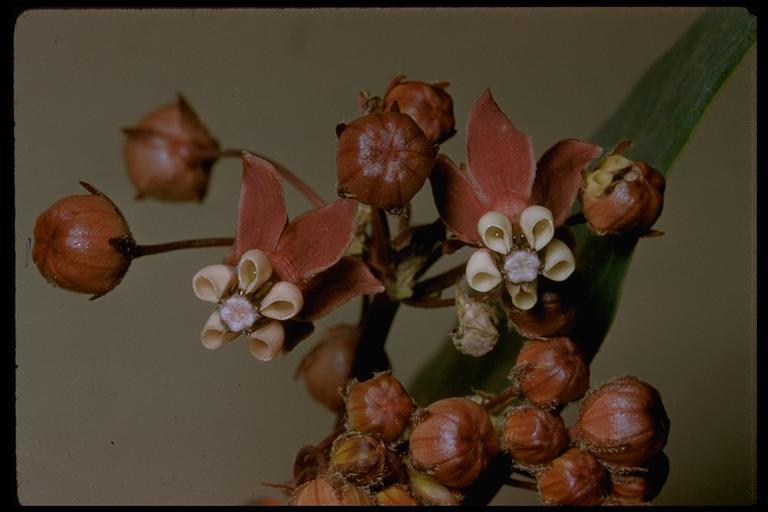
left=431, top=91, right=603, bottom=310
left=191, top=153, right=384, bottom=361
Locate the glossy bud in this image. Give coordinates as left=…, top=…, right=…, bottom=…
left=409, top=397, right=498, bottom=488
left=123, top=94, right=220, bottom=201
left=512, top=337, right=589, bottom=408
left=580, top=153, right=665, bottom=235
left=329, top=432, right=387, bottom=486
left=297, top=324, right=359, bottom=412
left=374, top=484, right=419, bottom=506
left=571, top=376, right=670, bottom=468
left=408, top=470, right=462, bottom=506
left=288, top=475, right=372, bottom=506
left=537, top=447, right=607, bottom=506
left=33, top=182, right=133, bottom=298
left=502, top=405, right=568, bottom=466
left=345, top=371, right=415, bottom=443
left=609, top=452, right=670, bottom=504
left=336, top=110, right=435, bottom=210
left=383, top=75, right=456, bottom=144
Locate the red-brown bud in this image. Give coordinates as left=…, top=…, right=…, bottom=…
left=537, top=447, right=608, bottom=506
left=383, top=75, right=456, bottom=144
left=580, top=152, right=665, bottom=235
left=571, top=376, right=670, bottom=468
left=345, top=371, right=415, bottom=443
left=374, top=484, right=419, bottom=506
left=288, top=475, right=372, bottom=506
left=33, top=182, right=133, bottom=298
left=123, top=94, right=220, bottom=201
left=609, top=452, right=670, bottom=504
left=502, top=405, right=568, bottom=466
left=297, top=324, right=359, bottom=412
left=407, top=470, right=462, bottom=506
left=507, top=278, right=578, bottom=339
left=512, top=337, right=590, bottom=408
left=328, top=432, right=388, bottom=486
left=409, top=397, right=498, bottom=488
left=336, top=110, right=435, bottom=211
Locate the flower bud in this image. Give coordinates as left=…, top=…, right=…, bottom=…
left=329, top=432, right=387, bottom=486
left=502, top=405, right=568, bottom=466
left=451, top=286, right=499, bottom=357
left=383, top=75, right=456, bottom=144
left=512, top=337, right=589, bottom=408
left=507, top=278, right=578, bottom=339
left=609, top=452, right=669, bottom=504
left=375, top=484, right=419, bottom=506
left=336, top=110, right=435, bottom=211
left=409, top=397, right=498, bottom=488
left=297, top=324, right=359, bottom=412
left=123, top=94, right=220, bottom=201
left=33, top=182, right=133, bottom=298
left=288, top=475, right=372, bottom=506
left=345, top=371, right=415, bottom=443
left=408, top=470, right=462, bottom=506
left=571, top=376, right=670, bottom=468
left=580, top=152, right=665, bottom=235
left=537, top=447, right=607, bottom=506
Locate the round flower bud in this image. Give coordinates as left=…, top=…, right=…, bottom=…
left=502, top=405, right=568, bottom=466
left=33, top=182, right=133, bottom=298
left=407, top=470, right=462, bottom=506
left=383, top=75, right=456, bottom=144
left=571, top=376, right=670, bottom=468
left=288, top=475, right=372, bottom=506
left=507, top=278, right=578, bottom=339
left=409, top=397, right=498, bottom=488
left=123, top=94, right=220, bottom=201
left=537, top=447, right=608, bottom=506
left=375, top=484, right=419, bottom=506
left=297, top=324, right=359, bottom=412
left=345, top=371, right=415, bottom=443
left=329, top=432, right=387, bottom=486
left=609, top=452, right=670, bottom=504
left=336, top=110, right=435, bottom=210
left=513, top=337, right=589, bottom=408
left=580, top=154, right=665, bottom=235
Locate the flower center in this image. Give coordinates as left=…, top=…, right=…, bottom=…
left=503, top=249, right=540, bottom=284
left=219, top=295, right=259, bottom=332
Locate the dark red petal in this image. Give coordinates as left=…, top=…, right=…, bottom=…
left=274, top=199, right=357, bottom=282
left=281, top=319, right=316, bottom=354
left=228, top=153, right=288, bottom=264
left=429, top=154, right=488, bottom=245
left=532, top=139, right=603, bottom=227
left=466, top=90, right=535, bottom=221
left=299, top=257, right=385, bottom=321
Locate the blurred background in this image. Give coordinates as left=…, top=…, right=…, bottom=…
left=14, top=7, right=755, bottom=505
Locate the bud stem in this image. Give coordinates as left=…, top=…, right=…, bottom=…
left=218, top=148, right=326, bottom=208
left=403, top=297, right=455, bottom=309
left=481, top=385, right=520, bottom=412
left=410, top=263, right=467, bottom=299
left=504, top=477, right=538, bottom=491
left=131, top=237, right=235, bottom=258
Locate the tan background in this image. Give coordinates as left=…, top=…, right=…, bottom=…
left=14, top=8, right=756, bottom=505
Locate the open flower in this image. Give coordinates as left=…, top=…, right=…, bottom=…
left=430, top=91, right=602, bottom=310
left=192, top=153, right=384, bottom=361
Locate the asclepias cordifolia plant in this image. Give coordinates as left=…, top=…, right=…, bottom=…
left=29, top=8, right=755, bottom=506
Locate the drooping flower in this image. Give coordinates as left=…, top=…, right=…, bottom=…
left=192, top=153, right=384, bottom=361
left=430, top=90, right=602, bottom=310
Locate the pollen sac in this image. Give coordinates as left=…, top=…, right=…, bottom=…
left=33, top=183, right=133, bottom=298
left=336, top=110, right=436, bottom=211
left=382, top=75, right=456, bottom=144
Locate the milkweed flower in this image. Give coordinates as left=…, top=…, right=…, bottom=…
left=192, top=153, right=384, bottom=361
left=431, top=91, right=602, bottom=310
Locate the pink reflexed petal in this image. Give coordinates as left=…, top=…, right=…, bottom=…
left=273, top=199, right=357, bottom=283
left=532, top=139, right=603, bottom=227
left=466, top=90, right=535, bottom=221
left=229, top=153, right=287, bottom=263
left=299, top=257, right=385, bottom=321
left=429, top=154, right=488, bottom=245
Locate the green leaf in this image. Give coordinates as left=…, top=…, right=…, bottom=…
left=410, top=7, right=755, bottom=405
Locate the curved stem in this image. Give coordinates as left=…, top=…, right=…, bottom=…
left=504, top=478, right=538, bottom=491
left=218, top=148, right=326, bottom=208
left=410, top=262, right=466, bottom=299
left=482, top=385, right=520, bottom=413
left=131, top=237, right=234, bottom=258
left=403, top=297, right=455, bottom=309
